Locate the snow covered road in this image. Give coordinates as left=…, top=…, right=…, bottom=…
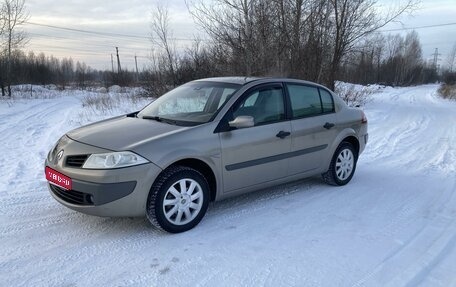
left=1, top=85, right=455, bottom=286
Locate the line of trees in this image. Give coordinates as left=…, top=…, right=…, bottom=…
left=147, top=0, right=453, bottom=93
left=0, top=0, right=141, bottom=95
left=7, top=50, right=143, bottom=89
left=338, top=31, right=439, bottom=86
left=3, top=0, right=456, bottom=98
left=148, top=0, right=417, bottom=92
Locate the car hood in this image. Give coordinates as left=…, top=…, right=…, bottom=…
left=67, top=116, right=188, bottom=151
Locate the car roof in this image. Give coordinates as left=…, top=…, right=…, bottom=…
left=193, top=77, right=262, bottom=85
left=193, top=76, right=332, bottom=91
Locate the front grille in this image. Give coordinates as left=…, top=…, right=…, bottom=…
left=66, top=155, right=89, bottom=168
left=49, top=184, right=94, bottom=206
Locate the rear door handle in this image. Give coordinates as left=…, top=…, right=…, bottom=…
left=324, top=122, right=335, bottom=130
left=276, top=131, right=291, bottom=139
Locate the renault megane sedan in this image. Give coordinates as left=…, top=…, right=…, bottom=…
left=45, top=77, right=368, bottom=233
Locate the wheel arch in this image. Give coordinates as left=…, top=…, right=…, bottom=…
left=341, top=136, right=360, bottom=159
left=323, top=128, right=360, bottom=171
left=163, top=158, right=218, bottom=202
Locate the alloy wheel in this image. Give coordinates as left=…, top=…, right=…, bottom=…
left=335, top=149, right=354, bottom=181
left=162, top=178, right=204, bottom=225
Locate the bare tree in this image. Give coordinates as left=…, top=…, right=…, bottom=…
left=326, top=0, right=416, bottom=90
left=186, top=0, right=259, bottom=76
left=76, top=61, right=87, bottom=89
left=151, top=2, right=178, bottom=86
left=446, top=42, right=456, bottom=73
left=1, top=0, right=29, bottom=96
left=186, top=0, right=416, bottom=89
left=399, top=30, right=422, bottom=85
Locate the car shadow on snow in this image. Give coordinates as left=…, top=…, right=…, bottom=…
left=56, top=176, right=340, bottom=237
left=208, top=176, right=326, bottom=213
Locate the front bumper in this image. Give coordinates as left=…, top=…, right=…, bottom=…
left=48, top=178, right=136, bottom=206
left=45, top=136, right=162, bottom=217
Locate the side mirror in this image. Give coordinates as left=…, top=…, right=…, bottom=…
left=229, top=116, right=254, bottom=129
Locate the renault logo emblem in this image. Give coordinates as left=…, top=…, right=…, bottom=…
left=57, top=150, right=64, bottom=161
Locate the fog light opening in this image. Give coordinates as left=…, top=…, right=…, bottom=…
left=86, top=194, right=94, bottom=205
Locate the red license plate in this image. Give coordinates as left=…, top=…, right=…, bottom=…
left=45, top=166, right=72, bottom=190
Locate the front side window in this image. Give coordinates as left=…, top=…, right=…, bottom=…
left=138, top=81, right=241, bottom=125
left=232, top=86, right=285, bottom=126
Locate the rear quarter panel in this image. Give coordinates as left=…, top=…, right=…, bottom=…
left=321, top=106, right=365, bottom=171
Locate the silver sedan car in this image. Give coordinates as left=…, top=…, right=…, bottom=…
left=45, top=77, right=368, bottom=233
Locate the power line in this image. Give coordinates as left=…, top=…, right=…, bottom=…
left=28, top=48, right=148, bottom=59
left=28, top=31, right=148, bottom=45
left=29, top=38, right=152, bottom=53
left=378, top=22, right=456, bottom=32
left=25, top=21, right=209, bottom=42
left=27, top=21, right=150, bottom=39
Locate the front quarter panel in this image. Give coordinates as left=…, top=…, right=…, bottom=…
left=131, top=122, right=223, bottom=199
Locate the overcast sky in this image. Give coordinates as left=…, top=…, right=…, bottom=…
left=23, top=0, right=456, bottom=71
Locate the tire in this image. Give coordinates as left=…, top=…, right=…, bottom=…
left=146, top=165, right=210, bottom=233
left=322, top=142, right=357, bottom=186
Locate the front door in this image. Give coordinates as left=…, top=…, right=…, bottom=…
left=219, top=84, right=292, bottom=192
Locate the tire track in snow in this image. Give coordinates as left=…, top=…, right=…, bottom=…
left=1, top=218, right=159, bottom=286
left=384, top=178, right=456, bottom=287
left=351, top=85, right=456, bottom=287
left=363, top=87, right=432, bottom=167
left=351, top=180, right=454, bottom=287
left=0, top=98, right=80, bottom=197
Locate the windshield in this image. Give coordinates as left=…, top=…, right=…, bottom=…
left=138, top=81, right=241, bottom=125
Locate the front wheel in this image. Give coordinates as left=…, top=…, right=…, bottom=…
left=322, top=142, right=357, bottom=186
left=147, top=166, right=209, bottom=233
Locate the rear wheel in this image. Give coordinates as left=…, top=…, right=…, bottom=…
left=322, top=142, right=357, bottom=186
left=147, top=166, right=209, bottom=233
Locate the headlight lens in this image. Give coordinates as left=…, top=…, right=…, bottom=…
left=82, top=151, right=149, bottom=169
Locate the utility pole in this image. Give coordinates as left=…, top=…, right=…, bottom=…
left=116, top=47, right=122, bottom=73
left=111, top=54, right=114, bottom=73
left=135, top=54, right=139, bottom=82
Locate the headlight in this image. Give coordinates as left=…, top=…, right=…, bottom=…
left=82, top=151, right=149, bottom=169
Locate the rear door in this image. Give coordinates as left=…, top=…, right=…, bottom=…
left=219, top=83, right=292, bottom=192
left=285, top=84, right=338, bottom=176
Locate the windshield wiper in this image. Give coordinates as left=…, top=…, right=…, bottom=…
left=142, top=115, right=177, bottom=125
left=142, top=115, right=162, bottom=121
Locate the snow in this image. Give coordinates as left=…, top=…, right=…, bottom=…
left=1, top=84, right=455, bottom=286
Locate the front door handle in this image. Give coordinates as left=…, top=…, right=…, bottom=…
left=276, top=131, right=291, bottom=139
left=324, top=122, right=335, bottom=130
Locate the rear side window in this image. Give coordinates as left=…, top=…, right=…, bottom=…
left=287, top=84, right=322, bottom=118
left=319, top=88, right=335, bottom=113
left=286, top=84, right=336, bottom=118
